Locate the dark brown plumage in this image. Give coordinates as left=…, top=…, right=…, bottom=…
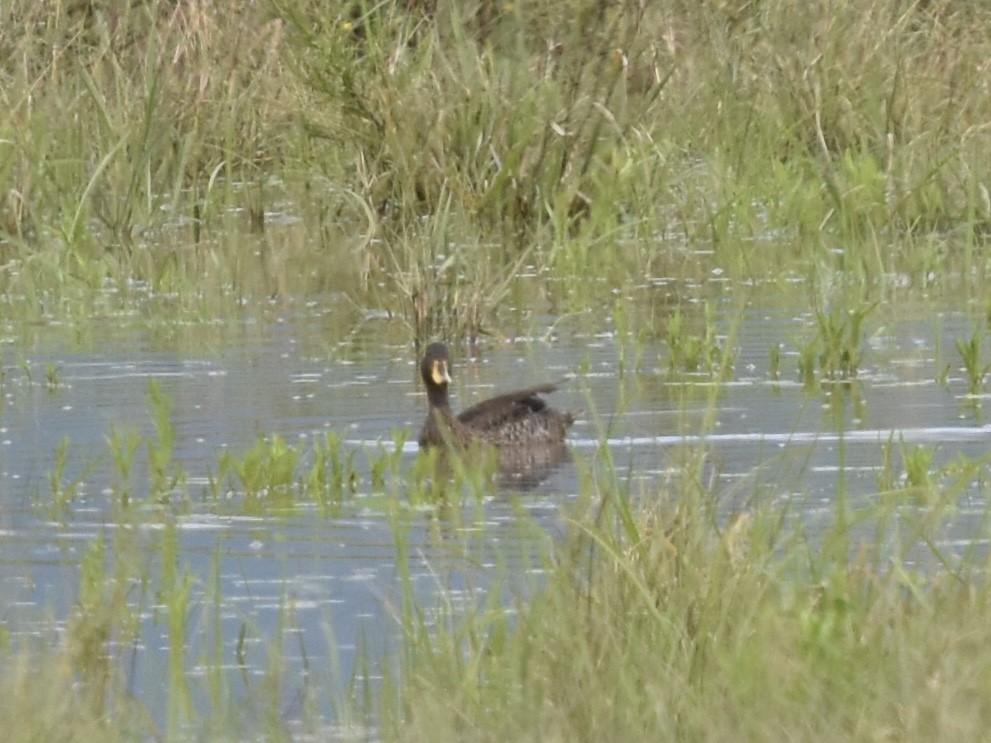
left=417, top=342, right=575, bottom=449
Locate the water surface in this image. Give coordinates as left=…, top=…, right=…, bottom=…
left=1, top=293, right=989, bottom=730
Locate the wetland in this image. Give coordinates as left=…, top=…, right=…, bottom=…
left=3, top=1, right=991, bottom=740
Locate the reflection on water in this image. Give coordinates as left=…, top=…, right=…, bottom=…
left=1, top=300, right=990, bottom=728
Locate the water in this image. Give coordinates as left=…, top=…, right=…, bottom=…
left=1, top=295, right=989, bottom=730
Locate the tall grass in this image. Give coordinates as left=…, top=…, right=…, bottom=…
left=382, top=447, right=991, bottom=742
left=0, top=0, right=298, bottom=322
left=0, top=0, right=290, bottom=244
left=2, top=0, right=990, bottom=335
left=279, top=0, right=991, bottom=242
left=273, top=0, right=991, bottom=339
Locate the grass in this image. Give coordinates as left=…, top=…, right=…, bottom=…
left=663, top=303, right=735, bottom=377
left=796, top=300, right=878, bottom=386
left=1, top=0, right=990, bottom=335
left=955, top=327, right=991, bottom=395
left=383, top=449, right=991, bottom=742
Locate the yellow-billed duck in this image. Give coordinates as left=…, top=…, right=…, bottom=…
left=417, top=342, right=575, bottom=449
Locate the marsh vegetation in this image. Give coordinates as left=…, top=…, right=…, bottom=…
left=3, top=0, right=991, bottom=739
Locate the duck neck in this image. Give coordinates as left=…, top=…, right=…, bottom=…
left=423, top=383, right=459, bottom=447
left=427, top=383, right=451, bottom=412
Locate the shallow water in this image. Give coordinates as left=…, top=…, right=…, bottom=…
left=1, top=293, right=990, bottom=730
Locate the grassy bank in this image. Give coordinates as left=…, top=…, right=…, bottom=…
left=290, top=0, right=991, bottom=244
left=2, top=0, right=991, bottom=336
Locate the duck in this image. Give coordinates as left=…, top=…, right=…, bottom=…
left=417, top=342, right=576, bottom=450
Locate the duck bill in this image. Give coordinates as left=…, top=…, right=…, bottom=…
left=431, top=360, right=452, bottom=386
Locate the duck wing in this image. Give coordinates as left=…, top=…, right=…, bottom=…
left=456, top=383, right=561, bottom=433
